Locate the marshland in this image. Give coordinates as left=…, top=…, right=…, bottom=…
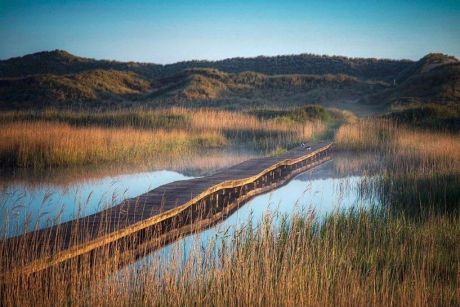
left=1, top=104, right=458, bottom=306
left=1, top=1, right=460, bottom=305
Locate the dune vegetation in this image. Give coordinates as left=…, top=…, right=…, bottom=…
left=2, top=51, right=458, bottom=112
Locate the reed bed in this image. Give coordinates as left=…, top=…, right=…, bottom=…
left=1, top=208, right=458, bottom=306
left=335, top=118, right=460, bottom=215
left=1, top=116, right=457, bottom=306
left=0, top=107, right=325, bottom=134
left=0, top=121, right=226, bottom=168
left=0, top=108, right=326, bottom=168
left=334, top=119, right=460, bottom=166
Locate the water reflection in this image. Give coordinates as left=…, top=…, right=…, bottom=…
left=0, top=170, right=195, bottom=237
left=0, top=149, right=257, bottom=237
left=0, top=149, right=257, bottom=187
left=1, top=151, right=381, bottom=270
left=138, top=159, right=380, bottom=269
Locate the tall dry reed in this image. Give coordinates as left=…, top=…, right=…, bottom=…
left=0, top=121, right=225, bottom=168
left=1, top=209, right=458, bottom=306
left=0, top=108, right=327, bottom=168
left=335, top=118, right=460, bottom=215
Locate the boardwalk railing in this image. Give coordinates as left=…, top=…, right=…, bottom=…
left=1, top=142, right=332, bottom=275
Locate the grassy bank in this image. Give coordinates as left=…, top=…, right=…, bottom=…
left=0, top=107, right=329, bottom=168
left=335, top=117, right=459, bottom=157
left=0, top=107, right=331, bottom=132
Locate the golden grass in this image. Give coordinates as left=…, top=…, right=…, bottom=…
left=335, top=118, right=460, bottom=216
left=335, top=119, right=460, bottom=172
left=0, top=108, right=327, bottom=168
left=1, top=116, right=457, bottom=306
left=1, top=209, right=458, bottom=306
left=185, top=108, right=319, bottom=134
left=0, top=107, right=325, bottom=135
left=334, top=119, right=396, bottom=151
left=395, top=129, right=460, bottom=166
left=0, top=121, right=226, bottom=168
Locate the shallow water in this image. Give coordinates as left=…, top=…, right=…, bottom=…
left=0, top=170, right=195, bottom=237
left=0, top=149, right=258, bottom=237
left=1, top=151, right=380, bottom=264
left=138, top=159, right=380, bottom=268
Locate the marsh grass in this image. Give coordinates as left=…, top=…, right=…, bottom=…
left=0, top=108, right=326, bottom=168
left=0, top=116, right=458, bottom=306
left=0, top=121, right=226, bottom=168
left=1, top=208, right=458, bottom=306
left=335, top=119, right=460, bottom=216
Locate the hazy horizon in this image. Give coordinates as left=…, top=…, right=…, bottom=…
left=1, top=0, right=459, bottom=64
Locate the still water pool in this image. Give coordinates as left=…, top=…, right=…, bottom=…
left=0, top=170, right=195, bottom=237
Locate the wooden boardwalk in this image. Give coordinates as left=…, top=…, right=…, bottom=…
left=2, top=141, right=332, bottom=274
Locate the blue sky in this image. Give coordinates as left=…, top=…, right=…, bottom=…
left=1, top=0, right=459, bottom=63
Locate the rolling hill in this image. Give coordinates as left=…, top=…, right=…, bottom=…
left=392, top=54, right=460, bottom=105
left=0, top=50, right=411, bottom=81
left=361, top=53, right=460, bottom=106
left=0, top=69, right=152, bottom=109
left=0, top=50, right=162, bottom=79
left=145, top=68, right=387, bottom=109
left=0, top=50, right=458, bottom=111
